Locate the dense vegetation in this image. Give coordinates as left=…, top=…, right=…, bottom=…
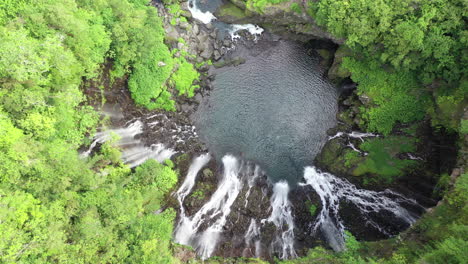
left=0, top=0, right=192, bottom=262
left=309, top=0, right=467, bottom=134
left=235, top=0, right=467, bottom=263
left=1, top=0, right=466, bottom=263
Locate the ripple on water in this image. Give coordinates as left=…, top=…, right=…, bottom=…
left=194, top=40, right=338, bottom=185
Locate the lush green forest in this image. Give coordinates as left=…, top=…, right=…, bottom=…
left=0, top=0, right=466, bottom=263
left=0, top=0, right=190, bottom=262
left=246, top=0, right=468, bottom=263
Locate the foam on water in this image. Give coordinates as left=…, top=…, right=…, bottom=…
left=188, top=0, right=216, bottom=24
left=174, top=155, right=243, bottom=259
left=302, top=166, right=422, bottom=251
left=262, top=181, right=297, bottom=259
left=81, top=120, right=175, bottom=168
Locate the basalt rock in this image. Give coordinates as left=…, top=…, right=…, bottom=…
left=226, top=0, right=344, bottom=44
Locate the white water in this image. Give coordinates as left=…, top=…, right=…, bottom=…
left=244, top=219, right=262, bottom=257
left=174, top=155, right=243, bottom=259
left=81, top=120, right=144, bottom=158
left=329, top=131, right=378, bottom=141
left=302, top=166, right=421, bottom=251
left=188, top=0, right=216, bottom=24
left=176, top=154, right=211, bottom=218
left=188, top=0, right=264, bottom=40
left=229, top=24, right=264, bottom=40
left=262, top=181, right=297, bottom=259
left=81, top=120, right=175, bottom=168
left=244, top=165, right=261, bottom=207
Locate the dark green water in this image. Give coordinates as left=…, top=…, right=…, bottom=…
left=194, top=40, right=338, bottom=184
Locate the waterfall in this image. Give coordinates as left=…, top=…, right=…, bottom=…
left=187, top=0, right=216, bottom=24
left=262, top=181, right=297, bottom=259
left=187, top=0, right=264, bottom=40
left=81, top=120, right=143, bottom=157
left=81, top=120, right=175, bottom=167
left=174, top=155, right=243, bottom=259
left=329, top=131, right=378, bottom=141
left=228, top=24, right=264, bottom=40
left=302, top=166, right=422, bottom=251
left=176, top=154, right=211, bottom=218
left=244, top=165, right=261, bottom=207
left=244, top=219, right=262, bottom=257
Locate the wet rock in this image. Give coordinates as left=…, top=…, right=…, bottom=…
left=328, top=46, right=352, bottom=84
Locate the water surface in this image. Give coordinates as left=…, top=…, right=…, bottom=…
left=194, top=40, right=338, bottom=184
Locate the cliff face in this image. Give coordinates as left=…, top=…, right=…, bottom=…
left=219, top=0, right=344, bottom=44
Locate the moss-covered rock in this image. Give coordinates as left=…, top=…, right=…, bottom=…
left=227, top=0, right=344, bottom=43
left=315, top=138, right=353, bottom=176
left=215, top=2, right=250, bottom=23
left=328, top=45, right=352, bottom=84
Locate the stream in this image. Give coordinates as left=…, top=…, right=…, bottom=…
left=83, top=0, right=426, bottom=261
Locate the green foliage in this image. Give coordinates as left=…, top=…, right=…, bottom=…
left=434, top=173, right=451, bottom=197
left=246, top=0, right=290, bottom=13
left=342, top=57, right=427, bottom=135
left=447, top=173, right=468, bottom=207
left=309, top=204, right=317, bottom=216
left=290, top=3, right=302, bottom=14
left=460, top=119, right=468, bottom=135
left=172, top=58, right=200, bottom=97
left=218, top=3, right=247, bottom=19
left=310, top=0, right=466, bottom=83
left=309, top=0, right=467, bottom=134
left=353, top=137, right=418, bottom=184
left=343, top=231, right=361, bottom=257
left=421, top=237, right=468, bottom=264
left=0, top=1, right=185, bottom=262
left=428, top=83, right=467, bottom=131
left=305, top=200, right=317, bottom=216
left=344, top=150, right=361, bottom=168
left=127, top=8, right=177, bottom=111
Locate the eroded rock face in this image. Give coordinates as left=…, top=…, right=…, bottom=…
left=224, top=0, right=344, bottom=44
left=173, top=156, right=328, bottom=261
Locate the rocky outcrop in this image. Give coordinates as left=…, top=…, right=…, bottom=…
left=328, top=46, right=352, bottom=84
left=224, top=0, right=344, bottom=44
left=156, top=1, right=237, bottom=65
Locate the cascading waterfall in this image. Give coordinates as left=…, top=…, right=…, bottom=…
left=188, top=0, right=216, bottom=24
left=329, top=131, right=379, bottom=155
left=244, top=219, right=262, bottom=257
left=329, top=131, right=378, bottom=141
left=81, top=120, right=143, bottom=158
left=262, top=182, right=297, bottom=259
left=175, top=155, right=244, bottom=259
left=302, top=166, right=422, bottom=251
left=244, top=165, right=261, bottom=207
left=81, top=120, right=175, bottom=167
left=175, top=153, right=211, bottom=218
left=187, top=0, right=264, bottom=40
left=228, top=24, right=264, bottom=40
